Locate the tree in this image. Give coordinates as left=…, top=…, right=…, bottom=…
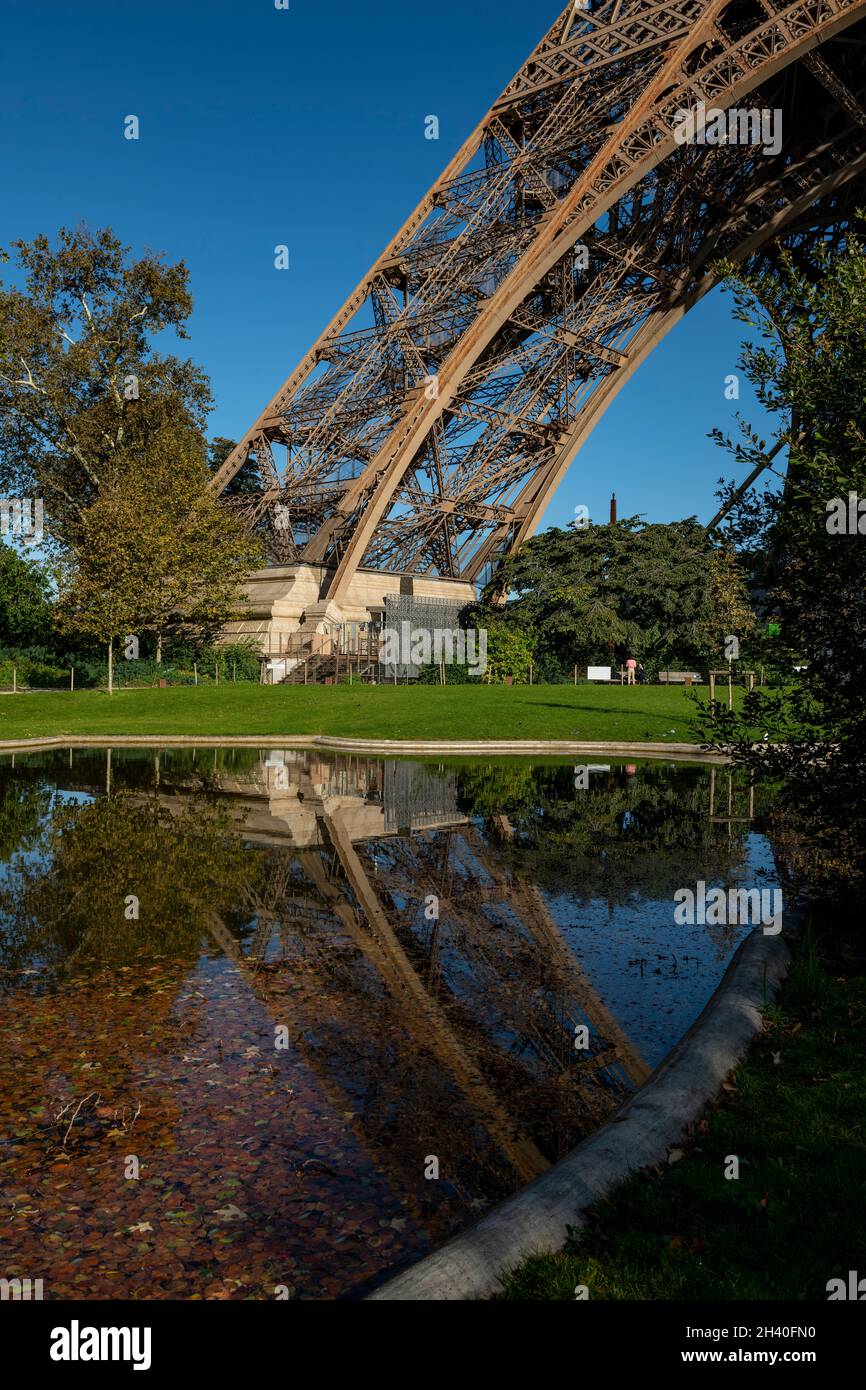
left=0, top=762, right=52, bottom=862
left=484, top=623, right=537, bottom=683
left=481, top=518, right=753, bottom=675
left=0, top=225, right=211, bottom=550
left=54, top=424, right=263, bottom=684
left=53, top=498, right=145, bottom=693
left=708, top=230, right=866, bottom=899
left=695, top=545, right=757, bottom=661
left=0, top=542, right=52, bottom=646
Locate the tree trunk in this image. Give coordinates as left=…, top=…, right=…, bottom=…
left=108, top=638, right=114, bottom=695
left=156, top=633, right=163, bottom=665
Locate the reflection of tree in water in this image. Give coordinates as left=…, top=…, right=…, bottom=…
left=0, top=791, right=261, bottom=986
left=0, top=746, right=268, bottom=806
left=456, top=761, right=763, bottom=903
left=0, top=763, right=52, bottom=861
left=0, top=787, right=274, bottom=1298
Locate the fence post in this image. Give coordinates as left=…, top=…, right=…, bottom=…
left=70, top=668, right=74, bottom=693
left=13, top=666, right=17, bottom=694
left=194, top=663, right=198, bottom=686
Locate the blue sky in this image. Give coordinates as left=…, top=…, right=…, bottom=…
left=0, top=0, right=771, bottom=533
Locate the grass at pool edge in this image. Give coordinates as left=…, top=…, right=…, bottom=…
left=498, top=924, right=865, bottom=1300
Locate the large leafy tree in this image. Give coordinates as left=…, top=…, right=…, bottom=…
left=0, top=225, right=211, bottom=550
left=1, top=227, right=264, bottom=666
left=54, top=425, right=263, bottom=684
left=53, top=504, right=144, bottom=692
left=709, top=231, right=866, bottom=898
left=481, top=519, right=753, bottom=674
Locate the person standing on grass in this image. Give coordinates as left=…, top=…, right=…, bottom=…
left=626, top=656, right=637, bottom=686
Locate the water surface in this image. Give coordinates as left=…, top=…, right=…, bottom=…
left=0, top=748, right=777, bottom=1299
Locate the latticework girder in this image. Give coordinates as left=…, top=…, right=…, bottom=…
left=214, top=0, right=866, bottom=594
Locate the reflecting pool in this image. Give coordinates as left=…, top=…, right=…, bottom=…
left=0, top=748, right=779, bottom=1299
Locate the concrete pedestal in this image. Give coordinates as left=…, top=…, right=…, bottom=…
left=221, top=564, right=477, bottom=656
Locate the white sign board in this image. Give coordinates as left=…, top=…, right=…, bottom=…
left=587, top=666, right=612, bottom=683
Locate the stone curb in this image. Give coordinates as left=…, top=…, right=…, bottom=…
left=0, top=733, right=726, bottom=762
left=366, top=926, right=790, bottom=1301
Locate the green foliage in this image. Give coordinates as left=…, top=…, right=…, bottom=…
left=0, top=545, right=52, bottom=646
left=480, top=518, right=754, bottom=678
left=783, top=921, right=826, bottom=1011
left=53, top=424, right=263, bottom=672
left=707, top=231, right=866, bottom=898
left=0, top=637, right=263, bottom=690
left=207, top=435, right=262, bottom=497
left=415, top=661, right=476, bottom=685
left=0, top=225, right=211, bottom=551
left=0, top=653, right=69, bottom=689
left=196, top=640, right=262, bottom=681
left=485, top=623, right=536, bottom=683
left=416, top=622, right=537, bottom=684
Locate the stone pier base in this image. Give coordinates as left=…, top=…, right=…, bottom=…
left=220, top=565, right=477, bottom=657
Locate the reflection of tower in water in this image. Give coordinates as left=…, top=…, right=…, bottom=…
left=199, top=754, right=652, bottom=1225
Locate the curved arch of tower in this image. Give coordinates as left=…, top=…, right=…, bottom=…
left=217, top=0, right=866, bottom=652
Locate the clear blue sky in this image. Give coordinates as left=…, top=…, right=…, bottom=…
left=0, top=0, right=770, bottom=532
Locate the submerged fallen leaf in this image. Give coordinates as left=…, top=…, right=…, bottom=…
left=213, top=1204, right=247, bottom=1222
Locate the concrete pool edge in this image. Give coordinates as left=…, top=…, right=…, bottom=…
left=366, top=925, right=791, bottom=1301
left=0, top=733, right=728, bottom=762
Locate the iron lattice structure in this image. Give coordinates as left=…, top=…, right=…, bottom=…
left=213, top=0, right=866, bottom=601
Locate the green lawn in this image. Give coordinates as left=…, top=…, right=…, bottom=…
left=500, top=926, right=866, bottom=1301
left=0, top=682, right=725, bottom=744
